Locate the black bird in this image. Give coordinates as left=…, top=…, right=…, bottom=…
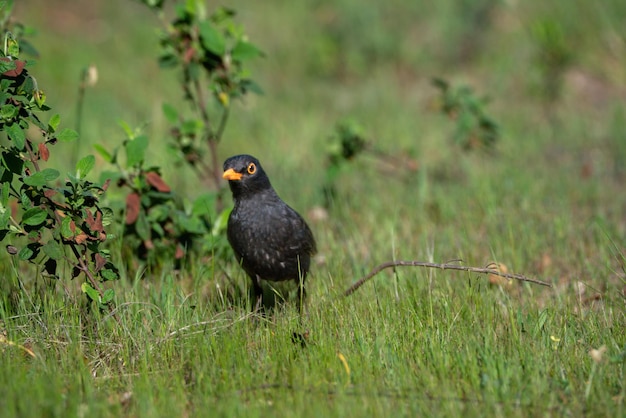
left=222, top=154, right=316, bottom=311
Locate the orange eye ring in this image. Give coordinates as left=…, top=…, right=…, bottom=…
left=247, top=163, right=257, bottom=175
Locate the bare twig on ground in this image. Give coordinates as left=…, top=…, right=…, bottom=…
left=344, top=260, right=552, bottom=296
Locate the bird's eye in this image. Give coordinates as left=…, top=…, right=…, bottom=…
left=247, top=163, right=257, bottom=175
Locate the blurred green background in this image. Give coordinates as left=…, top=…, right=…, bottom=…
left=12, top=0, right=626, bottom=280
left=16, top=0, right=625, bottom=196
left=9, top=0, right=626, bottom=281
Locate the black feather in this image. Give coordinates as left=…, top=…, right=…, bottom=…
left=223, top=154, right=316, bottom=309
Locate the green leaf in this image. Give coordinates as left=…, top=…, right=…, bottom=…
left=19, top=243, right=41, bottom=260
left=76, top=155, right=95, bottom=179
left=118, top=120, right=135, bottom=139
left=151, top=221, right=164, bottom=237
left=5, top=123, right=25, bottom=149
left=42, top=240, right=64, bottom=260
left=1, top=181, right=9, bottom=207
left=20, top=191, right=31, bottom=208
left=0, top=60, right=16, bottom=74
left=162, top=103, right=179, bottom=124
left=23, top=168, right=60, bottom=187
left=0, top=167, right=10, bottom=185
left=48, top=114, right=61, bottom=133
left=125, top=134, right=149, bottom=167
left=0, top=210, right=9, bottom=230
left=231, top=40, right=263, bottom=61
left=22, top=207, right=48, bottom=226
left=100, top=207, right=114, bottom=226
left=135, top=212, right=150, bottom=241
left=101, top=268, right=119, bottom=281
left=18, top=245, right=34, bottom=260
left=93, top=143, right=113, bottom=163
left=56, top=128, right=79, bottom=142
left=2, top=150, right=23, bottom=174
left=66, top=172, right=79, bottom=186
left=61, top=215, right=73, bottom=239
left=81, top=282, right=100, bottom=302
left=101, top=288, right=115, bottom=304
left=176, top=213, right=204, bottom=233
left=7, top=37, right=20, bottom=57
left=21, top=75, right=35, bottom=92
left=1, top=104, right=18, bottom=121
left=198, top=20, right=225, bottom=55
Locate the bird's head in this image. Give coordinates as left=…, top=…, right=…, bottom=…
left=223, top=154, right=272, bottom=198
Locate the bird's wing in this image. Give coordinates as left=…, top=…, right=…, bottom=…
left=262, top=202, right=316, bottom=256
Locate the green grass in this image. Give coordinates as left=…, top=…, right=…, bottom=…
left=2, top=0, right=626, bottom=416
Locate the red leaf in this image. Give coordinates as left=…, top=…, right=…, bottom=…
left=175, top=244, right=185, bottom=259
left=85, top=209, right=95, bottom=229
left=94, top=210, right=104, bottom=232
left=0, top=57, right=25, bottom=77
left=75, top=233, right=89, bottom=244
left=94, top=253, right=107, bottom=272
left=184, top=47, right=196, bottom=64
left=85, top=209, right=104, bottom=233
left=38, top=142, right=50, bottom=161
left=145, top=171, right=171, bottom=192
left=125, top=193, right=141, bottom=225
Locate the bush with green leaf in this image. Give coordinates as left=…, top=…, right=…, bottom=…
left=0, top=25, right=118, bottom=311
left=95, top=122, right=230, bottom=270
left=141, top=0, right=262, bottom=211
left=432, top=78, right=499, bottom=151
left=69, top=0, right=262, bottom=272
left=323, top=119, right=369, bottom=206
left=322, top=119, right=419, bottom=207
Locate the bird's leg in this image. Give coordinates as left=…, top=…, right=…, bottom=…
left=297, top=278, right=307, bottom=316
left=295, top=256, right=308, bottom=318
left=291, top=274, right=309, bottom=348
left=252, top=274, right=263, bottom=312
left=297, top=276, right=308, bottom=322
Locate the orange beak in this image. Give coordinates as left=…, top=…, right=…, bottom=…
left=223, top=168, right=243, bottom=181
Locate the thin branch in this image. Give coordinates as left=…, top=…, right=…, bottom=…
left=0, top=339, right=36, bottom=358
left=344, top=260, right=552, bottom=296
left=160, top=311, right=255, bottom=342
left=67, top=242, right=121, bottom=323
left=211, top=106, right=230, bottom=192
left=214, top=105, right=230, bottom=142
left=23, top=137, right=41, bottom=172
left=193, top=75, right=211, bottom=126
left=44, top=196, right=106, bottom=303
left=68, top=243, right=100, bottom=291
